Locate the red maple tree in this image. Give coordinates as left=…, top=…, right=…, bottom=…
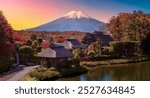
left=0, top=10, right=14, bottom=59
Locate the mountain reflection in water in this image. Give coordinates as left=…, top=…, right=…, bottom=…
left=58, top=61, right=150, bottom=81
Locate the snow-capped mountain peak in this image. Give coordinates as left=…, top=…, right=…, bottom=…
left=64, top=10, right=90, bottom=19
left=29, top=10, right=106, bottom=32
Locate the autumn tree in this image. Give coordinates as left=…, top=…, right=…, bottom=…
left=124, top=11, right=150, bottom=41
left=0, top=10, right=14, bottom=72
left=108, top=11, right=150, bottom=41
left=0, top=11, right=14, bottom=58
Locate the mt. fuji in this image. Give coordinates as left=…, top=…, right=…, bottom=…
left=29, top=10, right=106, bottom=32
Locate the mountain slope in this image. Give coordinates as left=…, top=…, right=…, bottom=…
left=30, top=10, right=106, bottom=32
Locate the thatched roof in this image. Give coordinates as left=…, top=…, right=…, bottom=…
left=67, top=39, right=86, bottom=48
left=37, top=44, right=73, bottom=58
left=83, top=33, right=113, bottom=46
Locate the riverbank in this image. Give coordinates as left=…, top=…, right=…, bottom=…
left=22, top=66, right=87, bottom=81
left=58, top=61, right=150, bottom=81
left=80, top=55, right=149, bottom=68
left=22, top=56, right=149, bottom=81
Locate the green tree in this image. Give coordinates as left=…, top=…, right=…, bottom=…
left=87, top=50, right=95, bottom=58
left=72, top=48, right=81, bottom=65
left=19, top=45, right=34, bottom=64
left=93, top=40, right=102, bottom=56
left=37, top=38, right=43, bottom=45
left=72, top=48, right=81, bottom=60
left=26, top=40, right=32, bottom=46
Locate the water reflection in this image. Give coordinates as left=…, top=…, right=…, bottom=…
left=101, top=75, right=112, bottom=81
left=58, top=61, right=150, bottom=81
left=80, top=75, right=87, bottom=81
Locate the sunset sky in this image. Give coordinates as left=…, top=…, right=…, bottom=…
left=0, top=0, right=150, bottom=30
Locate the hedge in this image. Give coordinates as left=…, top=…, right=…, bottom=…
left=110, top=41, right=140, bottom=57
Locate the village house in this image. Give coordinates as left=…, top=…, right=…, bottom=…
left=82, top=31, right=113, bottom=47
left=37, top=44, right=73, bottom=68
left=64, top=38, right=86, bottom=49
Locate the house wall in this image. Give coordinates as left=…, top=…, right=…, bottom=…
left=64, top=41, right=72, bottom=49
left=48, top=58, right=70, bottom=68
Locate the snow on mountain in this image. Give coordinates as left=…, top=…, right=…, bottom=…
left=29, top=10, right=106, bottom=33
left=63, top=10, right=90, bottom=19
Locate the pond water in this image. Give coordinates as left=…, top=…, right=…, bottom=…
left=58, top=61, right=150, bottom=81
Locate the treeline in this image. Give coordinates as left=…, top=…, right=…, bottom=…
left=107, top=11, right=150, bottom=56
left=108, top=11, right=150, bottom=41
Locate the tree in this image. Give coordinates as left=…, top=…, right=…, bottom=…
left=0, top=10, right=15, bottom=72
left=124, top=11, right=150, bottom=41
left=72, top=48, right=81, bottom=60
left=93, top=40, right=102, bottom=56
left=12, top=33, right=25, bottom=45
left=87, top=40, right=102, bottom=57
left=141, top=32, right=150, bottom=56
left=26, top=40, right=32, bottom=46
left=0, top=11, right=14, bottom=57
left=37, top=38, right=43, bottom=45
left=108, top=11, right=150, bottom=41
left=72, top=48, right=81, bottom=65
left=31, top=34, right=37, bottom=41
left=19, top=45, right=34, bottom=64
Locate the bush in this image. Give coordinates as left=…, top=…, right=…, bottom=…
left=30, top=67, right=61, bottom=81
left=88, top=55, right=119, bottom=61
left=110, top=41, right=140, bottom=57
left=22, top=76, right=39, bottom=81
left=87, top=50, right=95, bottom=58
left=102, top=47, right=110, bottom=55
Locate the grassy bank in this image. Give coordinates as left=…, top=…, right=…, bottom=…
left=22, top=66, right=87, bottom=81
left=80, top=55, right=149, bottom=68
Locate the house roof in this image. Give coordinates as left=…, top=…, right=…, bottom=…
left=37, top=44, right=73, bottom=58
left=83, top=33, right=113, bottom=46
left=67, top=39, right=85, bottom=48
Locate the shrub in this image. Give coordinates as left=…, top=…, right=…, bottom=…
left=102, top=47, right=110, bottom=55
left=110, top=41, right=140, bottom=57
left=87, top=50, right=95, bottom=58
left=22, top=76, right=39, bottom=81
left=88, top=55, right=119, bottom=61
left=30, top=67, right=60, bottom=81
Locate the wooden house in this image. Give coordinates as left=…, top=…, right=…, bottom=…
left=37, top=44, right=73, bottom=68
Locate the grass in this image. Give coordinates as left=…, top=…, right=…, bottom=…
left=80, top=55, right=149, bottom=68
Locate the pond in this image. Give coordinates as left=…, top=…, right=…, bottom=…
left=58, top=61, right=150, bottom=81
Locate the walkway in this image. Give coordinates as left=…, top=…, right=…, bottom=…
left=0, top=65, right=39, bottom=81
